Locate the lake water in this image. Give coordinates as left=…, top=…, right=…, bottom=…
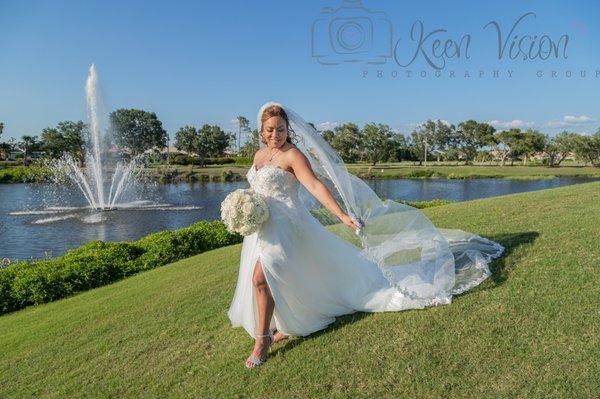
left=1, top=176, right=598, bottom=261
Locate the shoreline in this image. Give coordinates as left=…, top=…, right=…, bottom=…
left=1, top=163, right=600, bottom=184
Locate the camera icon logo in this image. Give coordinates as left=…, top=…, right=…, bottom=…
left=312, top=0, right=393, bottom=65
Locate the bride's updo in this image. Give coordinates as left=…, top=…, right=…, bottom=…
left=260, top=105, right=297, bottom=145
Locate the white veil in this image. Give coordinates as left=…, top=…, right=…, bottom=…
left=256, top=101, right=505, bottom=304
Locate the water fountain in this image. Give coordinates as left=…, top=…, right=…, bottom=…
left=10, top=64, right=201, bottom=225
left=53, top=64, right=142, bottom=211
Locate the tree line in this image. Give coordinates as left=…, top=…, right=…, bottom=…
left=1, top=112, right=599, bottom=167
left=319, top=120, right=600, bottom=167
left=0, top=109, right=238, bottom=165
left=0, top=109, right=169, bottom=164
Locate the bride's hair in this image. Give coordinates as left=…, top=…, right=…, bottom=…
left=260, top=105, right=298, bottom=145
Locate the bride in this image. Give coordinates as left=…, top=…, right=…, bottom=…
left=227, top=102, right=505, bottom=368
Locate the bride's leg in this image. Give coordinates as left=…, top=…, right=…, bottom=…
left=252, top=258, right=275, bottom=334
left=246, top=258, right=275, bottom=367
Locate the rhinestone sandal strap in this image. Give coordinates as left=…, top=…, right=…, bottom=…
left=246, top=355, right=266, bottom=366
left=257, top=331, right=274, bottom=345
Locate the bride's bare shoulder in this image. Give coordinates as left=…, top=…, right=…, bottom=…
left=281, top=142, right=297, bottom=154
left=286, top=145, right=311, bottom=171
left=287, top=144, right=304, bottom=157
left=253, top=148, right=265, bottom=162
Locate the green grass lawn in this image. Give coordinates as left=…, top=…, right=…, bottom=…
left=1, top=182, right=599, bottom=398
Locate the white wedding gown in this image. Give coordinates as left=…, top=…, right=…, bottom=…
left=227, top=163, right=505, bottom=339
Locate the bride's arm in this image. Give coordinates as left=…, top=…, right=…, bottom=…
left=289, top=149, right=360, bottom=230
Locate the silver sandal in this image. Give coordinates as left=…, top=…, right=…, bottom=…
left=245, top=330, right=274, bottom=369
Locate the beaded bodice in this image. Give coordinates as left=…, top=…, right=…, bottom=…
left=247, top=164, right=300, bottom=203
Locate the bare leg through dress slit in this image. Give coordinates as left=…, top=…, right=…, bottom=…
left=252, top=256, right=276, bottom=335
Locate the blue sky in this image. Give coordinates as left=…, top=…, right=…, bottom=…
left=1, top=0, right=599, bottom=142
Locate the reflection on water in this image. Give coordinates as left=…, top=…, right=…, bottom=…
left=1, top=177, right=598, bottom=261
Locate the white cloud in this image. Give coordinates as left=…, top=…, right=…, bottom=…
left=487, top=119, right=536, bottom=129
left=545, top=115, right=596, bottom=128
left=316, top=121, right=339, bottom=131
left=564, top=115, right=594, bottom=123
left=578, top=130, right=597, bottom=136
left=408, top=119, right=452, bottom=129
left=545, top=120, right=569, bottom=128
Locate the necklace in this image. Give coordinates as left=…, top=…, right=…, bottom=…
left=267, top=147, right=280, bottom=162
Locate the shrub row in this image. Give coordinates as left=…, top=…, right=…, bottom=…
left=0, top=160, right=23, bottom=168
left=168, top=155, right=254, bottom=166
left=0, top=220, right=242, bottom=315
left=169, top=155, right=233, bottom=166
left=0, top=165, right=53, bottom=183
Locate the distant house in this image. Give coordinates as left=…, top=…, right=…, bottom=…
left=158, top=144, right=189, bottom=156
left=108, top=144, right=237, bottom=158
left=223, top=147, right=236, bottom=156
left=7, top=149, right=25, bottom=160
left=159, top=145, right=235, bottom=158
left=429, top=148, right=466, bottom=161
left=6, top=149, right=45, bottom=160
left=107, top=144, right=132, bottom=158
left=531, top=151, right=546, bottom=160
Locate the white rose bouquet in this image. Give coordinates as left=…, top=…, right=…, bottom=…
left=220, top=188, right=269, bottom=236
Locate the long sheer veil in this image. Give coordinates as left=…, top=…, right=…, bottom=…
left=256, top=101, right=505, bottom=305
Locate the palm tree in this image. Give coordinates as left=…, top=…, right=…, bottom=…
left=236, top=116, right=250, bottom=155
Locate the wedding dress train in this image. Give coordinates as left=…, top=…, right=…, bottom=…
left=227, top=163, right=505, bottom=338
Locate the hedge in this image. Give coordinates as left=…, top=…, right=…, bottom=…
left=0, top=165, right=53, bottom=183
left=0, top=220, right=242, bottom=315
left=169, top=155, right=237, bottom=166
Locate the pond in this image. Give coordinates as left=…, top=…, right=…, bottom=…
left=1, top=176, right=598, bottom=261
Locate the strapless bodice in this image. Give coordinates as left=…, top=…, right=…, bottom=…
left=247, top=164, right=300, bottom=204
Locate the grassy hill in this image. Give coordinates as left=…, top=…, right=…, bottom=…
left=1, top=181, right=599, bottom=398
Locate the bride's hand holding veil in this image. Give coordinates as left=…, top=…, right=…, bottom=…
left=339, top=213, right=362, bottom=230
left=288, top=146, right=361, bottom=231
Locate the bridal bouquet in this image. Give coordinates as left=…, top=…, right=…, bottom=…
left=220, top=188, right=269, bottom=236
